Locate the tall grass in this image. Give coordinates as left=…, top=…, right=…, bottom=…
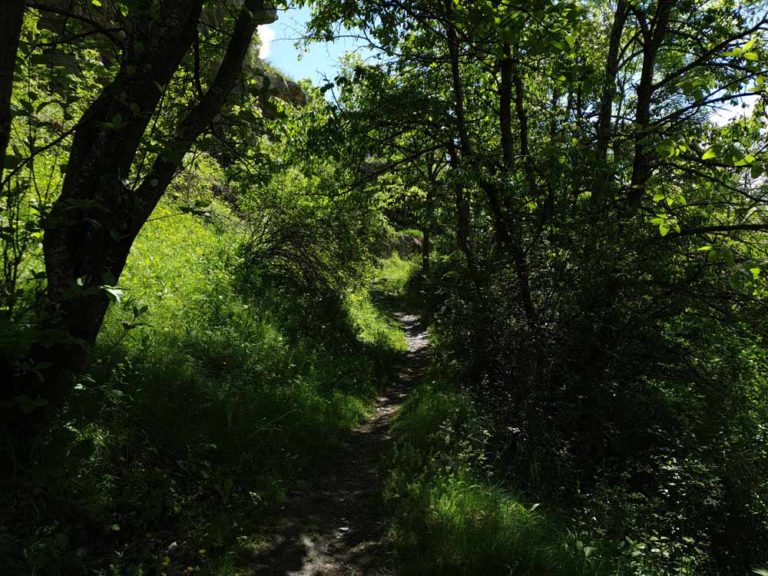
left=386, top=383, right=612, bottom=576
left=371, top=252, right=418, bottom=298
left=2, top=201, right=409, bottom=575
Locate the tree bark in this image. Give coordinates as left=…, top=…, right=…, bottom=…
left=43, top=0, right=204, bottom=354
left=499, top=44, right=514, bottom=167
left=628, top=0, right=675, bottom=210
left=593, top=0, right=629, bottom=206
left=447, top=144, right=475, bottom=273
left=422, top=164, right=437, bottom=273
left=32, top=0, right=273, bottom=408
left=0, top=0, right=25, bottom=186
left=445, top=5, right=471, bottom=158
left=444, top=7, right=536, bottom=324
left=510, top=49, right=537, bottom=196
left=500, top=47, right=537, bottom=324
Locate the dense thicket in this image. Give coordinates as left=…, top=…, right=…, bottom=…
left=302, top=0, right=768, bottom=573
left=1, top=0, right=767, bottom=574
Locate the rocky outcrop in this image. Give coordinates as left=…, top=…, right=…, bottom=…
left=32, top=0, right=305, bottom=109
left=262, top=71, right=307, bottom=107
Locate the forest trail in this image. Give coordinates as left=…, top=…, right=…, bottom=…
left=251, top=312, right=429, bottom=575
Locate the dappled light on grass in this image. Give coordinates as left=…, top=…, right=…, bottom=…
left=347, top=287, right=408, bottom=352
left=386, top=383, right=610, bottom=575
left=3, top=206, right=412, bottom=573
left=1, top=1, right=767, bottom=573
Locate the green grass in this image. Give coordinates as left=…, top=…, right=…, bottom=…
left=2, top=200, right=409, bottom=575
left=371, top=252, right=418, bottom=298
left=398, top=228, right=424, bottom=239
left=386, top=383, right=613, bottom=576
left=346, top=286, right=408, bottom=352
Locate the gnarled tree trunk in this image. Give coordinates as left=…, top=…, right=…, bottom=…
left=3, top=0, right=275, bottom=435
left=0, top=0, right=25, bottom=186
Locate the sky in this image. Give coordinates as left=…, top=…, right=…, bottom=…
left=257, top=5, right=371, bottom=86
left=257, top=6, right=760, bottom=126
left=711, top=94, right=760, bottom=126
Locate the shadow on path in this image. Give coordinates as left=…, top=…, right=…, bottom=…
left=249, top=312, right=429, bottom=576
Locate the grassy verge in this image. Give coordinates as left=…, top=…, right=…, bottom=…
left=1, top=203, right=409, bottom=575
left=385, top=379, right=613, bottom=575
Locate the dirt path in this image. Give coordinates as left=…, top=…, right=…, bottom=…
left=250, top=312, right=429, bottom=576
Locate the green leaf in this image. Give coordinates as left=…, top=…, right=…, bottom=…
left=734, top=154, right=755, bottom=167
left=655, top=141, right=676, bottom=157
left=702, top=149, right=717, bottom=160
left=659, top=223, right=671, bottom=237
left=743, top=52, right=759, bottom=61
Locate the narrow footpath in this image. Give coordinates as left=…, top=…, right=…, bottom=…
left=251, top=312, right=429, bottom=576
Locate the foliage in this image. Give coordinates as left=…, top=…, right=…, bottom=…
left=386, top=381, right=611, bottom=575
left=0, top=198, right=405, bottom=574
left=301, top=0, right=768, bottom=572
left=1, top=0, right=768, bottom=574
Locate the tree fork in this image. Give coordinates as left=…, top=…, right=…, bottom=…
left=8, top=0, right=275, bottom=436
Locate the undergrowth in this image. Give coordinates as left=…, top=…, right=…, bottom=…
left=0, top=202, right=407, bottom=575
left=386, top=380, right=614, bottom=575
left=382, top=263, right=618, bottom=575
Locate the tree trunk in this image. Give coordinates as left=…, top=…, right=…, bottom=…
left=628, top=0, right=675, bottom=210
left=500, top=47, right=537, bottom=325
left=25, top=0, right=273, bottom=419
left=510, top=50, right=537, bottom=196
left=445, top=4, right=471, bottom=158
left=422, top=172, right=435, bottom=273
left=499, top=44, right=514, bottom=167
left=444, top=9, right=536, bottom=324
left=43, top=0, right=204, bottom=354
left=446, top=13, right=504, bottom=249
left=593, top=0, right=628, bottom=207
left=447, top=144, right=475, bottom=273
left=0, top=0, right=25, bottom=186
